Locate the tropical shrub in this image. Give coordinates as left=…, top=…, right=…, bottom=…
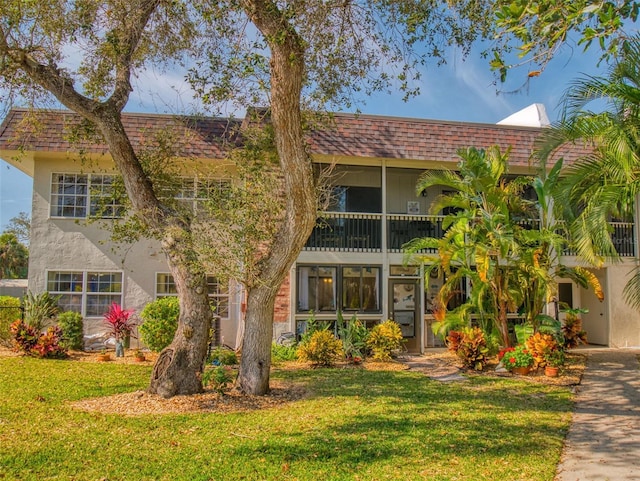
left=366, top=320, right=404, bottom=362
left=514, top=321, right=534, bottom=345
left=448, top=326, right=489, bottom=371
left=432, top=309, right=467, bottom=343
left=56, top=311, right=84, bottom=350
left=562, top=308, right=588, bottom=348
left=536, top=314, right=564, bottom=343
left=299, top=313, right=332, bottom=344
left=22, top=291, right=60, bottom=332
left=0, top=296, right=22, bottom=347
left=297, top=330, right=343, bottom=367
left=31, top=326, right=68, bottom=358
left=271, top=342, right=298, bottom=362
left=445, top=329, right=464, bottom=353
left=103, top=303, right=136, bottom=341
left=337, top=313, right=369, bottom=361
left=209, top=346, right=238, bottom=365
left=139, top=297, right=179, bottom=352
left=525, top=332, right=559, bottom=368
left=545, top=348, right=565, bottom=368
left=10, top=319, right=67, bottom=358
left=10, top=319, right=38, bottom=353
left=499, top=344, right=534, bottom=370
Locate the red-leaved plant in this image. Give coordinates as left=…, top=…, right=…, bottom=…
left=10, top=320, right=68, bottom=359
left=103, top=303, right=136, bottom=341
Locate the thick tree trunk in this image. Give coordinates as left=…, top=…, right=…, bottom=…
left=237, top=283, right=279, bottom=394
left=237, top=0, right=318, bottom=395
left=10, top=2, right=214, bottom=398
left=96, top=113, right=214, bottom=397
left=148, top=236, right=212, bottom=397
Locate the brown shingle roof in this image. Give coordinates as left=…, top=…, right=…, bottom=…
left=0, top=109, right=241, bottom=159
left=0, top=108, right=588, bottom=167
left=308, top=113, right=586, bottom=167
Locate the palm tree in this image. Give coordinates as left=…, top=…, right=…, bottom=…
left=405, top=146, right=604, bottom=348
left=405, top=146, right=535, bottom=347
left=535, top=36, right=640, bottom=307
left=519, top=158, right=603, bottom=331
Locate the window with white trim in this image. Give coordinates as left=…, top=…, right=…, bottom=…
left=158, top=177, right=231, bottom=212
left=47, top=271, right=123, bottom=317
left=50, top=173, right=124, bottom=219
left=156, top=273, right=229, bottom=319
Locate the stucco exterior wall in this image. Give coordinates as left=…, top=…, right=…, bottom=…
left=20, top=151, right=640, bottom=352
left=28, top=155, right=242, bottom=347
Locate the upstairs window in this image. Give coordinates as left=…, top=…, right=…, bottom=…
left=159, top=177, right=231, bottom=212
left=50, top=173, right=88, bottom=218
left=50, top=173, right=124, bottom=219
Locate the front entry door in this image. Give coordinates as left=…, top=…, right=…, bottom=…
left=580, top=269, right=609, bottom=346
left=389, top=280, right=420, bottom=352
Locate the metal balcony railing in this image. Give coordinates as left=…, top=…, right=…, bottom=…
left=562, top=222, right=636, bottom=257
left=386, top=214, right=443, bottom=252
left=304, top=212, right=382, bottom=252
left=611, top=222, right=636, bottom=257
left=303, top=213, right=636, bottom=257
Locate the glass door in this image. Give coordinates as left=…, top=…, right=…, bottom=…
left=390, top=280, right=418, bottom=340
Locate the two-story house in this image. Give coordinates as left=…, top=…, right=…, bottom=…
left=1, top=107, right=638, bottom=350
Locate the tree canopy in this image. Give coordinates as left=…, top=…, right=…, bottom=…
left=491, top=0, right=639, bottom=81
left=0, top=231, right=28, bottom=279
left=0, top=0, right=500, bottom=396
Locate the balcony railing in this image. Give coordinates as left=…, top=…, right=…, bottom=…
left=303, top=213, right=636, bottom=257
left=387, top=214, right=443, bottom=252
left=304, top=212, right=382, bottom=252
left=562, top=221, right=636, bottom=257
left=611, top=222, right=636, bottom=257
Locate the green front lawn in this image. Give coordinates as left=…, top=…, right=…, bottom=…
left=0, top=357, right=572, bottom=481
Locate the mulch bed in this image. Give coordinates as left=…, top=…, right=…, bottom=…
left=71, top=380, right=307, bottom=416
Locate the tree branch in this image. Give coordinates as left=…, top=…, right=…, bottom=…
left=108, top=0, right=162, bottom=112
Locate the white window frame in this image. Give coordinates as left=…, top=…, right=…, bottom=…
left=174, top=176, right=231, bottom=212
left=50, top=172, right=124, bottom=219
left=46, top=270, right=124, bottom=318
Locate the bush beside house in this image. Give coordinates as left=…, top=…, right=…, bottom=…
left=138, top=297, right=180, bottom=352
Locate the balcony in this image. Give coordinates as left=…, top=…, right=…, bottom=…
left=611, top=222, right=636, bottom=257
left=304, top=213, right=382, bottom=252
left=386, top=215, right=443, bottom=252
left=303, top=213, right=636, bottom=257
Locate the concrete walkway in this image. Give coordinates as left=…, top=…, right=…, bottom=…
left=555, top=349, right=640, bottom=481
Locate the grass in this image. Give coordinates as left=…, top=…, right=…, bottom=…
left=0, top=356, right=574, bottom=481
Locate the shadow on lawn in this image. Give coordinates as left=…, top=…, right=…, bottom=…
left=243, top=368, right=572, bottom=469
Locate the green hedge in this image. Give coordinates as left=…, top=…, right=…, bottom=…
left=139, top=297, right=180, bottom=352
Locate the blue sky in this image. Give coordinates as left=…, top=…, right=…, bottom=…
left=0, top=41, right=609, bottom=230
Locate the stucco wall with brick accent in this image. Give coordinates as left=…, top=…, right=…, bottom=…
left=272, top=274, right=293, bottom=339
left=274, top=274, right=291, bottom=324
